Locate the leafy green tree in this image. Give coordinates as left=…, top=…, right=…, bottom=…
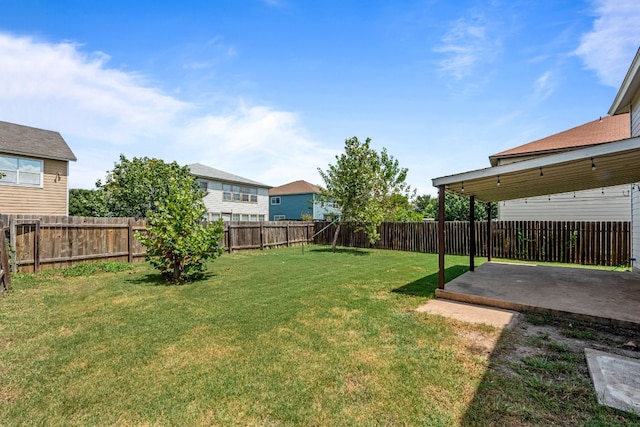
left=135, top=176, right=224, bottom=283
left=318, top=136, right=412, bottom=251
left=414, top=194, right=437, bottom=217
left=68, top=189, right=107, bottom=217
left=419, top=192, right=497, bottom=221
left=383, top=193, right=424, bottom=222
left=98, top=154, right=200, bottom=218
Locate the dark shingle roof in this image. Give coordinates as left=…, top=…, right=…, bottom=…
left=269, top=180, right=321, bottom=196
left=0, top=120, right=77, bottom=161
left=489, top=114, right=630, bottom=166
left=188, top=163, right=270, bottom=188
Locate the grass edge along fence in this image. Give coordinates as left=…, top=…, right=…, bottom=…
left=1, top=215, right=315, bottom=273
left=313, top=220, right=631, bottom=267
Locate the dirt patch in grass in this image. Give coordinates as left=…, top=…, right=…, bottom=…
left=462, top=313, right=640, bottom=426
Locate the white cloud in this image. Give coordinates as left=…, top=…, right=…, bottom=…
left=0, top=33, right=334, bottom=189
left=575, top=0, right=640, bottom=87
left=534, top=71, right=555, bottom=101
left=435, top=16, right=501, bottom=79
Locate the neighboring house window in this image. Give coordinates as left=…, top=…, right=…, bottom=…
left=0, top=155, right=43, bottom=187
left=274, top=215, right=285, bottom=221
left=241, top=214, right=249, bottom=221
left=250, top=214, right=257, bottom=221
left=210, top=213, right=221, bottom=221
left=222, top=184, right=259, bottom=203
left=198, top=181, right=208, bottom=191
left=271, top=196, right=281, bottom=205
left=258, top=214, right=265, bottom=221
left=232, top=213, right=240, bottom=221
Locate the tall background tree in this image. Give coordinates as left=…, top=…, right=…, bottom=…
left=68, top=189, right=107, bottom=217
left=416, top=192, right=497, bottom=221
left=97, top=155, right=200, bottom=218
left=318, top=137, right=412, bottom=251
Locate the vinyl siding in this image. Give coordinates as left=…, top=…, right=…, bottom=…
left=312, top=197, right=341, bottom=220
left=632, top=184, right=640, bottom=272
left=269, top=193, right=313, bottom=220
left=631, top=100, right=640, bottom=272
left=498, top=185, right=631, bottom=221
left=631, top=93, right=640, bottom=137
left=200, top=180, right=269, bottom=220
left=0, top=158, right=69, bottom=215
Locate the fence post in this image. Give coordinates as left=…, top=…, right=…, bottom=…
left=34, top=221, right=40, bottom=272
left=1, top=220, right=11, bottom=292
left=260, top=222, right=264, bottom=250
left=9, top=216, right=16, bottom=273
left=128, top=219, right=134, bottom=263
left=286, top=223, right=290, bottom=247
left=227, top=223, right=233, bottom=252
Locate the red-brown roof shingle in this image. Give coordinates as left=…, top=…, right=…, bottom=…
left=490, top=113, right=630, bottom=165
left=269, top=180, right=321, bottom=196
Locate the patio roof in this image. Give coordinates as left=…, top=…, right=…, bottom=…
left=432, top=135, right=640, bottom=202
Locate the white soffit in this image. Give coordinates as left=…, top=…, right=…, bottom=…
left=432, top=136, right=640, bottom=202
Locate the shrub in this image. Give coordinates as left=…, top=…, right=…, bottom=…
left=136, top=176, right=224, bottom=283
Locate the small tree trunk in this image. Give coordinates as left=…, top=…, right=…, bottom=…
left=331, top=222, right=342, bottom=253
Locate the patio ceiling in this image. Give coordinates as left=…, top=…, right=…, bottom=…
left=432, top=135, right=640, bottom=203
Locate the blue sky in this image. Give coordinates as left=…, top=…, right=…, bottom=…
left=0, top=0, right=639, bottom=196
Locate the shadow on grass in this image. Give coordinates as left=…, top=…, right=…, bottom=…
left=126, top=271, right=218, bottom=286
left=308, top=247, right=371, bottom=256
left=391, top=265, right=469, bottom=298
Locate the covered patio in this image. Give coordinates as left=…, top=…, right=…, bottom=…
left=431, top=135, right=640, bottom=326
left=436, top=262, right=640, bottom=328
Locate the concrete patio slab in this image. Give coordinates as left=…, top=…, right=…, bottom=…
left=436, top=262, right=640, bottom=328
left=416, top=299, right=520, bottom=329
left=585, top=348, right=640, bottom=415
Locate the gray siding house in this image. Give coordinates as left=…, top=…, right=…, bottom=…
left=491, top=114, right=631, bottom=221
left=188, top=163, right=270, bottom=222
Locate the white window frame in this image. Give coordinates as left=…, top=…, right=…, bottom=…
left=271, top=196, right=281, bottom=205
left=222, top=183, right=259, bottom=204
left=0, top=155, right=44, bottom=188
left=274, top=215, right=285, bottom=221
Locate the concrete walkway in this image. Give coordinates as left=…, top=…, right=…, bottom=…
left=436, top=262, right=640, bottom=328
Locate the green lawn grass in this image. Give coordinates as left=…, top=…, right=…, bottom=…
left=0, top=246, right=483, bottom=426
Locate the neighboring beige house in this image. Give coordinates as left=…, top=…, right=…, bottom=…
left=0, top=121, right=77, bottom=215
left=609, top=47, right=640, bottom=272
left=491, top=114, right=631, bottom=220
left=188, top=163, right=270, bottom=222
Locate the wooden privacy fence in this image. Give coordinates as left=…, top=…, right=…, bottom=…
left=1, top=215, right=147, bottom=274
left=224, top=221, right=315, bottom=251
left=313, top=220, right=631, bottom=267
left=1, top=215, right=316, bottom=273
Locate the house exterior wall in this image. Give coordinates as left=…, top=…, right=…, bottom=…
left=631, top=93, right=640, bottom=138
left=269, top=193, right=341, bottom=220
left=632, top=184, right=640, bottom=271
left=0, top=157, right=69, bottom=215
left=312, top=195, right=340, bottom=220
left=498, top=185, right=631, bottom=221
left=269, top=193, right=313, bottom=220
left=630, top=96, right=640, bottom=271
left=199, top=179, right=269, bottom=221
